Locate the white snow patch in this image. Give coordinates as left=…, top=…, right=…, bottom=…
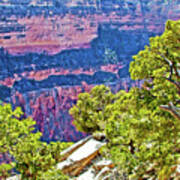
left=95, top=159, right=112, bottom=166
left=77, top=168, right=95, bottom=180
left=57, top=159, right=73, bottom=170
left=6, top=175, right=20, bottom=180
left=60, top=136, right=92, bottom=156
left=68, top=139, right=106, bottom=162
left=95, top=166, right=110, bottom=180
left=177, top=165, right=180, bottom=173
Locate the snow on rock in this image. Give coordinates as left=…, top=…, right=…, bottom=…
left=6, top=175, right=20, bottom=180
left=94, top=166, right=111, bottom=180
left=77, top=168, right=96, bottom=180
left=68, top=138, right=106, bottom=162
left=57, top=136, right=107, bottom=176
left=57, top=135, right=116, bottom=178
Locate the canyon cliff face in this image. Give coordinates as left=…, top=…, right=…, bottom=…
left=0, top=0, right=179, bottom=142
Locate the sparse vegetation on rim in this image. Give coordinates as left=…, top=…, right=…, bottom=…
left=70, top=20, right=180, bottom=179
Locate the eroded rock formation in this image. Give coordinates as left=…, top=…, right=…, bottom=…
left=0, top=0, right=179, bottom=142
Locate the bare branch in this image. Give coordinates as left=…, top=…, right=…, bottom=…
left=160, top=102, right=180, bottom=120
left=158, top=52, right=173, bottom=66
left=165, top=78, right=180, bottom=93
left=157, top=53, right=180, bottom=92
left=158, top=52, right=174, bottom=79
left=173, top=64, right=180, bottom=79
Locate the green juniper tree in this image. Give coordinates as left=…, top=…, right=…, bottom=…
left=69, top=85, right=116, bottom=133
left=70, top=20, right=180, bottom=179
left=0, top=103, right=71, bottom=180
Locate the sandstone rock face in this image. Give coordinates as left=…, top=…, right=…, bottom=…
left=0, top=0, right=179, bottom=141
